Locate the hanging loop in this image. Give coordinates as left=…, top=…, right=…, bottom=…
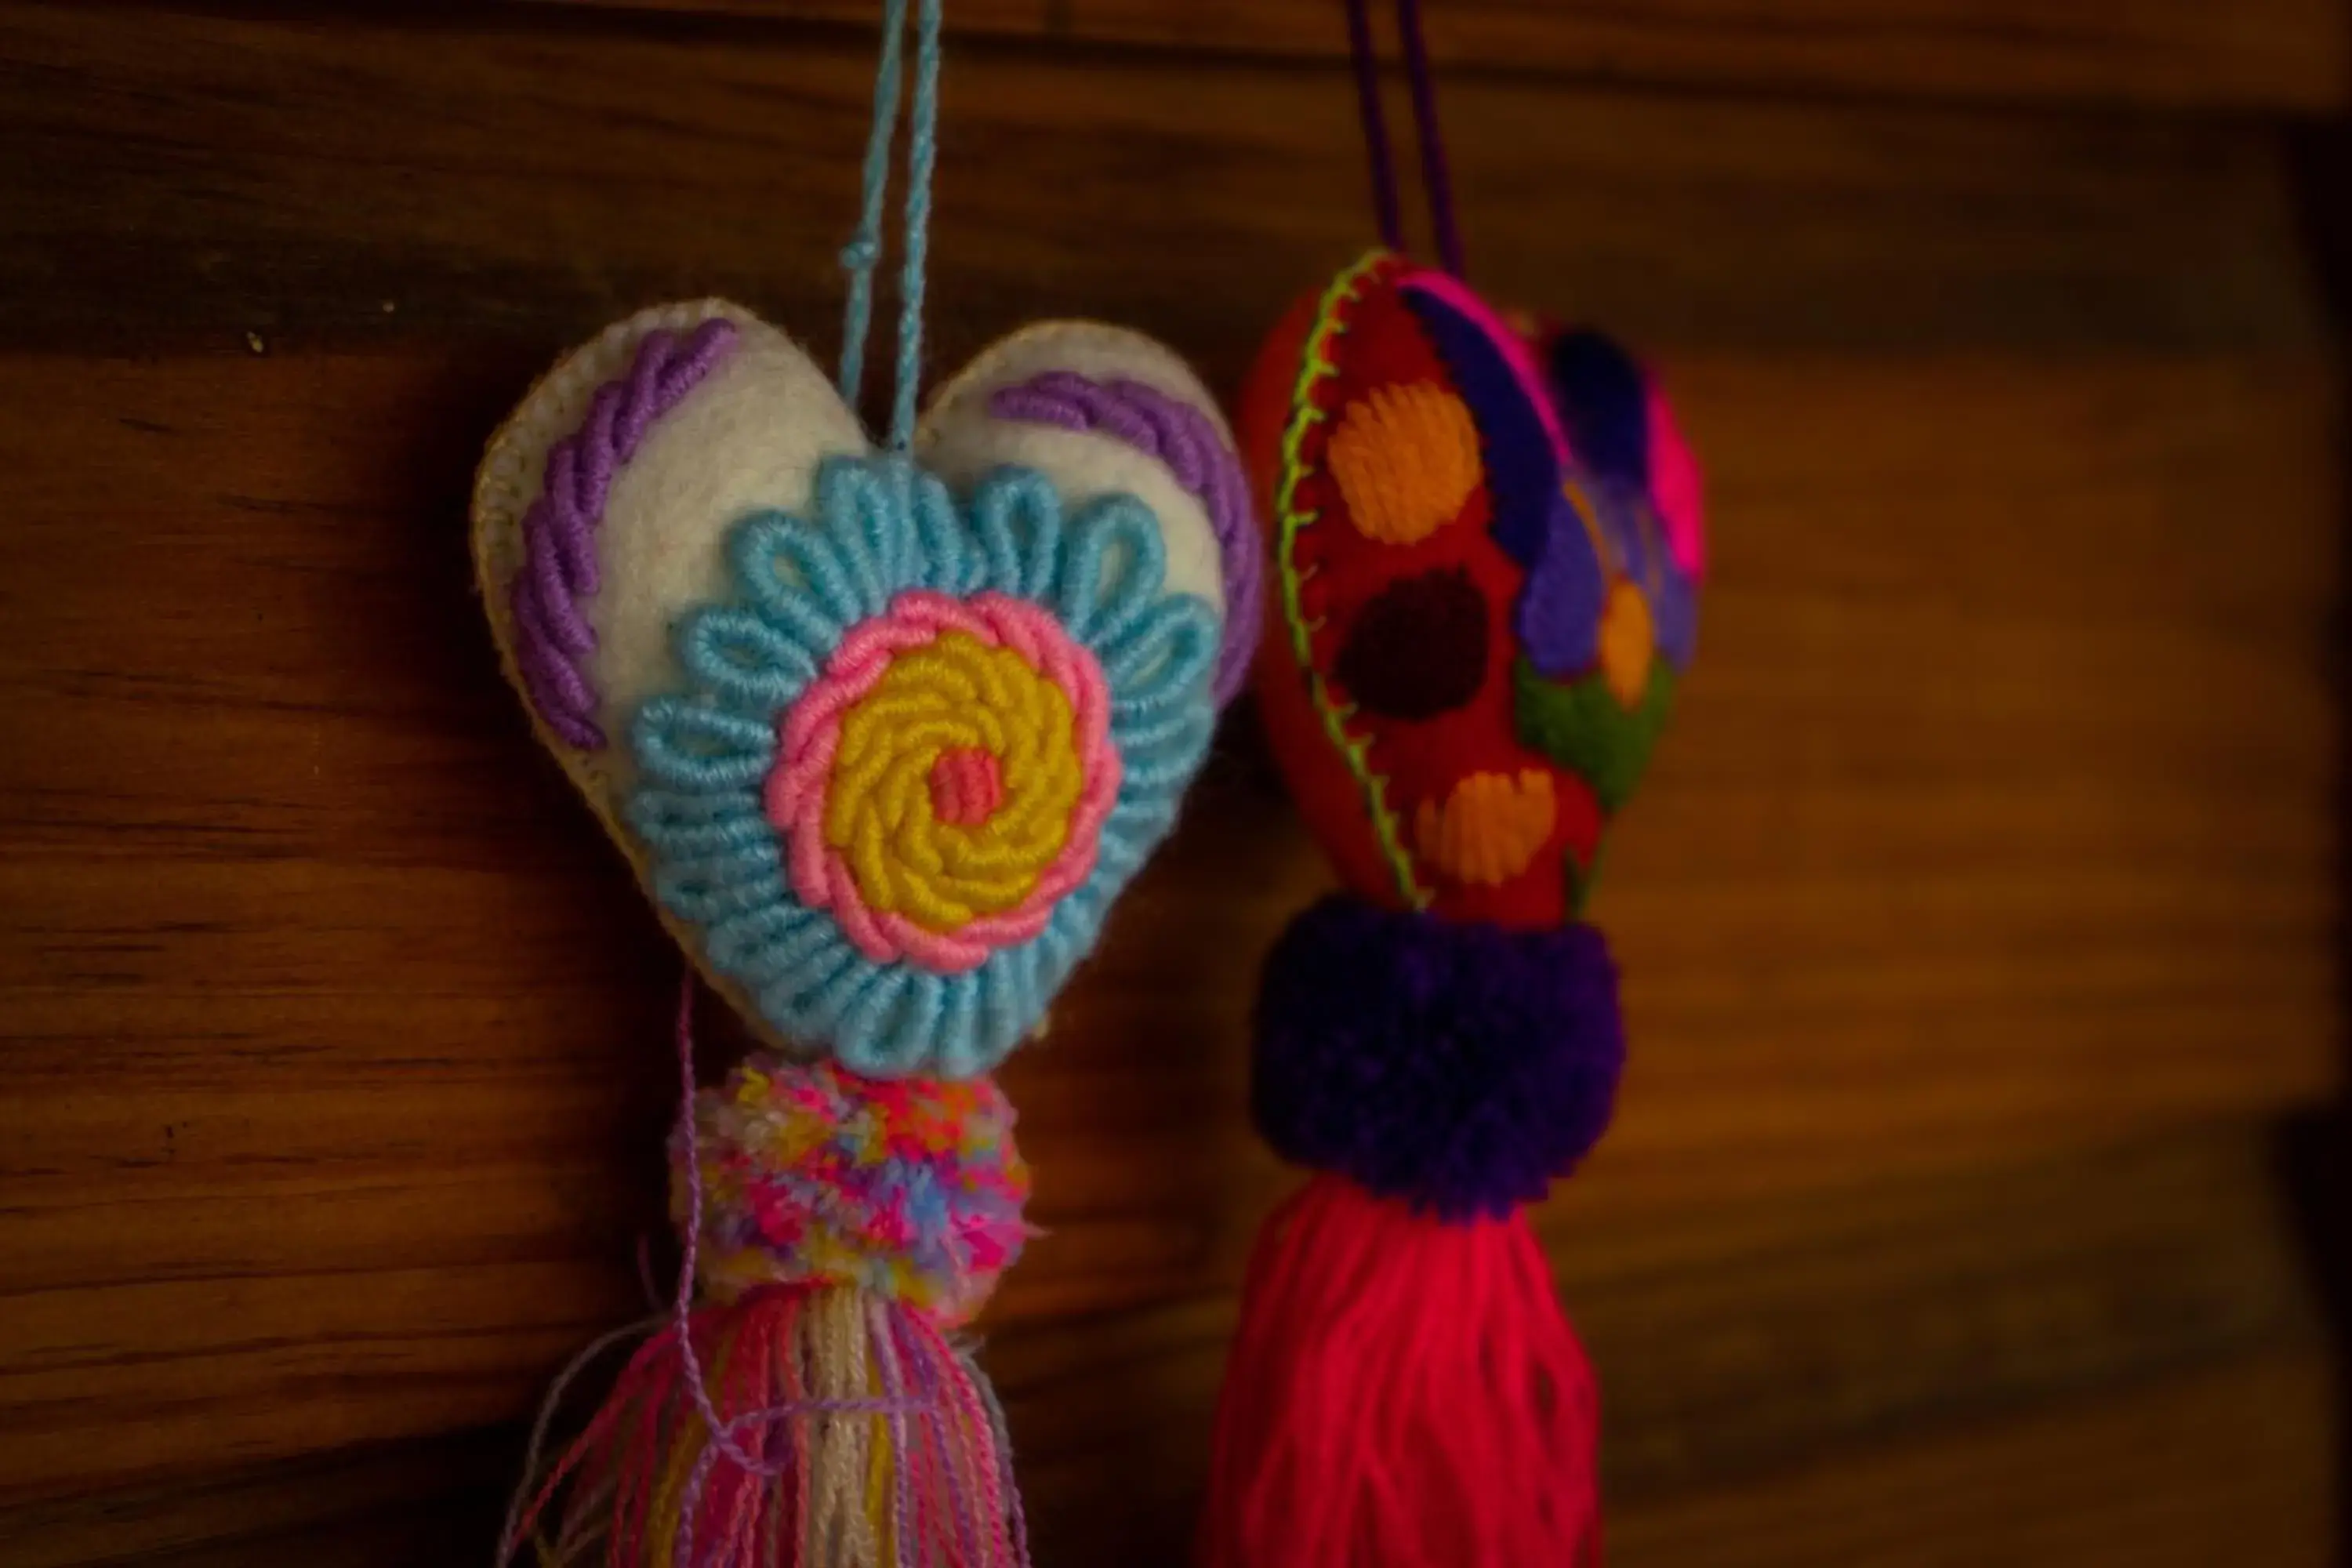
left=837, top=0, right=946, bottom=452
left=1341, top=0, right=1465, bottom=278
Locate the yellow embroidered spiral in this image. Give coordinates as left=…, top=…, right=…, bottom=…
left=826, top=631, right=1083, bottom=932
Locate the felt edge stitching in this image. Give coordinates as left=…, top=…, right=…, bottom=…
left=1274, top=251, right=1430, bottom=910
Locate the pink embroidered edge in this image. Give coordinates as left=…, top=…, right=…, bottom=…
left=1646, top=383, right=1707, bottom=581
left=1406, top=267, right=1707, bottom=581
left=1402, top=269, right=1570, bottom=461
left=761, top=589, right=1120, bottom=975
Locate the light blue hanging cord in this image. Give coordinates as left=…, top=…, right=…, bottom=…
left=837, top=0, right=945, bottom=455
left=833, top=0, right=904, bottom=416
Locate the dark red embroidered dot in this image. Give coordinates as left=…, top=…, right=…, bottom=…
left=1334, top=568, right=1489, bottom=720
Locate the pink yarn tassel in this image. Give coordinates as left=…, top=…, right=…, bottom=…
left=1202, top=1173, right=1602, bottom=1568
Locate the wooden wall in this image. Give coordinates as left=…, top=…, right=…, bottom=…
left=0, top=1, right=2344, bottom=1562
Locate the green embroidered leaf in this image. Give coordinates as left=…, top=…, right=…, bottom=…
left=1512, top=657, right=1677, bottom=816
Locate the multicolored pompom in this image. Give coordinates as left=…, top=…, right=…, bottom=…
left=673, top=1053, right=1033, bottom=1326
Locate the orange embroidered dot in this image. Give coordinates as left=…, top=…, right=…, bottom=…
left=1328, top=382, right=1481, bottom=546
left=1414, top=770, right=1557, bottom=887
left=1597, top=580, right=1655, bottom=708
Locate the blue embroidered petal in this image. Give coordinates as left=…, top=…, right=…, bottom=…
left=706, top=903, right=828, bottom=985
left=633, top=699, right=775, bottom=789
left=628, top=787, right=768, bottom=858
left=657, top=840, right=785, bottom=924
left=1056, top=493, right=1167, bottom=644
left=1111, top=701, right=1210, bottom=760
left=731, top=513, right=848, bottom=657
left=911, top=983, right=978, bottom=1083
left=833, top=967, right=925, bottom=1078
left=970, top=957, right=1030, bottom=1073
left=677, top=606, right=816, bottom=711
left=1122, top=708, right=1214, bottom=788
left=742, top=510, right=872, bottom=646
left=968, top=466, right=1064, bottom=602
left=811, top=458, right=898, bottom=617
left=963, top=468, right=1032, bottom=594
left=1099, top=593, right=1218, bottom=700
left=758, top=933, right=861, bottom=1037
left=934, top=979, right=981, bottom=1080
left=909, top=465, right=978, bottom=597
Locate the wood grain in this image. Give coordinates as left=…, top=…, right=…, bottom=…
left=0, top=0, right=2341, bottom=1561
left=0, top=1122, right=2330, bottom=1564
left=0, top=1432, right=512, bottom=1568
left=517, top=0, right=2352, bottom=114
left=1607, top=1346, right=2340, bottom=1568
left=992, top=1121, right=2334, bottom=1566
left=0, top=5, right=2323, bottom=358
left=0, top=338, right=2336, bottom=1504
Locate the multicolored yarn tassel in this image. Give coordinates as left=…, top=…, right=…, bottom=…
left=516, top=1286, right=1015, bottom=1568
left=502, top=990, right=1033, bottom=1568
left=1202, top=4, right=1707, bottom=1557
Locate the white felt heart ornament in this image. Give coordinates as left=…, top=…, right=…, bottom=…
left=470, top=300, right=1256, bottom=1079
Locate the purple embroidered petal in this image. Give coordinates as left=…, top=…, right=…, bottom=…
left=1514, top=492, right=1609, bottom=678
left=1399, top=283, right=1560, bottom=569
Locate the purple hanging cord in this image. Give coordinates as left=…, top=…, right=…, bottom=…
left=1340, top=0, right=1465, bottom=278
left=1342, top=0, right=1405, bottom=255
left=1395, top=0, right=1465, bottom=278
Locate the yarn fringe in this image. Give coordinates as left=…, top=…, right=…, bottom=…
left=1201, top=1172, right=1601, bottom=1568
left=502, top=1283, right=1026, bottom=1568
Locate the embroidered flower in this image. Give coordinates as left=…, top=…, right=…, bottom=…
left=765, top=591, right=1116, bottom=973
left=627, top=456, right=1218, bottom=1078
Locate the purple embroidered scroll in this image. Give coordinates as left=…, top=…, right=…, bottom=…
left=510, top=318, right=740, bottom=749
left=989, top=371, right=1262, bottom=708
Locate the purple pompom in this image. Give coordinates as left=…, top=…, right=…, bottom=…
left=1252, top=897, right=1625, bottom=1222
